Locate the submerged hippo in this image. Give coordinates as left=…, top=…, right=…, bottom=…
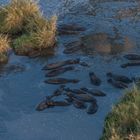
left=123, top=54, right=140, bottom=60
left=44, top=78, right=79, bottom=85
left=72, top=97, right=86, bottom=109
left=89, top=72, right=101, bottom=86
left=106, top=72, right=132, bottom=83
left=63, top=44, right=82, bottom=54
left=36, top=99, right=70, bottom=111
left=45, top=66, right=75, bottom=77
left=64, top=88, right=87, bottom=94
left=36, top=99, right=49, bottom=111
left=121, top=62, right=140, bottom=68
left=58, top=24, right=86, bottom=35
left=81, top=88, right=106, bottom=97
left=86, top=101, right=98, bottom=114
left=58, top=24, right=86, bottom=32
left=66, top=92, right=97, bottom=102
left=107, top=79, right=128, bottom=89
left=52, top=85, right=65, bottom=97
left=79, top=62, right=90, bottom=67
left=42, top=59, right=80, bottom=70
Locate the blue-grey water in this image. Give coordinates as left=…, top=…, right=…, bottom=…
left=0, top=0, right=140, bottom=140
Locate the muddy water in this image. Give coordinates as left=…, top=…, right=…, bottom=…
left=0, top=0, right=140, bottom=140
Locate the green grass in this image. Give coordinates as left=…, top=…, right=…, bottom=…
left=100, top=86, right=140, bottom=140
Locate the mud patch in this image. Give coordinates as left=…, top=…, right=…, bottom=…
left=81, top=32, right=135, bottom=55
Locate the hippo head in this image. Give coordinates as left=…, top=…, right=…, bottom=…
left=36, top=100, right=49, bottom=111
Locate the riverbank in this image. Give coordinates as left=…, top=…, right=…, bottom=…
left=101, top=86, right=140, bottom=140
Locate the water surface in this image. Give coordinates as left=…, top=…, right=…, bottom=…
left=0, top=0, right=140, bottom=140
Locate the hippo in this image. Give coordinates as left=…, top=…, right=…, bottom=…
left=86, top=101, right=98, bottom=114
left=66, top=92, right=97, bottom=102
left=79, top=62, right=90, bottom=67
left=36, top=100, right=49, bottom=111
left=121, top=62, right=140, bottom=68
left=89, top=72, right=101, bottom=86
left=72, top=97, right=86, bottom=109
left=52, top=85, right=65, bottom=96
left=36, top=99, right=70, bottom=111
left=45, top=66, right=75, bottom=77
left=58, top=24, right=86, bottom=32
left=81, top=88, right=106, bottom=97
left=42, top=59, right=80, bottom=70
left=107, top=79, right=128, bottom=89
left=123, top=54, right=140, bottom=60
left=58, top=30, right=81, bottom=35
left=44, top=78, right=79, bottom=85
left=64, top=88, right=87, bottom=94
left=106, top=72, right=132, bottom=83
left=52, top=101, right=70, bottom=106
left=63, top=45, right=82, bottom=54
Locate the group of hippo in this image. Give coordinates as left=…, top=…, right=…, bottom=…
left=36, top=53, right=140, bottom=114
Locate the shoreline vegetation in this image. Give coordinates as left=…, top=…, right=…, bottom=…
left=0, top=0, right=57, bottom=63
left=100, top=86, right=140, bottom=140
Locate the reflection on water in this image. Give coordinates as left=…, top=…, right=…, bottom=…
left=81, top=32, right=135, bottom=55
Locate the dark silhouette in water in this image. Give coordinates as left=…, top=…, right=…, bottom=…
left=42, top=59, right=80, bottom=70
left=89, top=72, right=101, bottom=86
left=86, top=101, right=98, bottom=114
left=107, top=79, right=128, bottom=89
left=106, top=72, right=132, bottom=83
left=45, top=66, right=75, bottom=77
left=121, top=62, right=140, bottom=68
left=123, top=54, right=140, bottom=60
left=44, top=78, right=79, bottom=84
left=81, top=88, right=106, bottom=97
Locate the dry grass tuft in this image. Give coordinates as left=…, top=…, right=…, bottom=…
left=101, top=86, right=140, bottom=140
left=0, top=34, right=10, bottom=53
left=0, top=0, right=57, bottom=58
left=0, top=34, right=10, bottom=63
left=1, top=0, right=41, bottom=33
left=32, top=16, right=57, bottom=49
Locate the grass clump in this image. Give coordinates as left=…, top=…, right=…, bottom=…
left=101, top=86, right=140, bottom=140
left=0, top=0, right=57, bottom=59
left=0, top=34, right=10, bottom=63
left=0, top=0, right=40, bottom=34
